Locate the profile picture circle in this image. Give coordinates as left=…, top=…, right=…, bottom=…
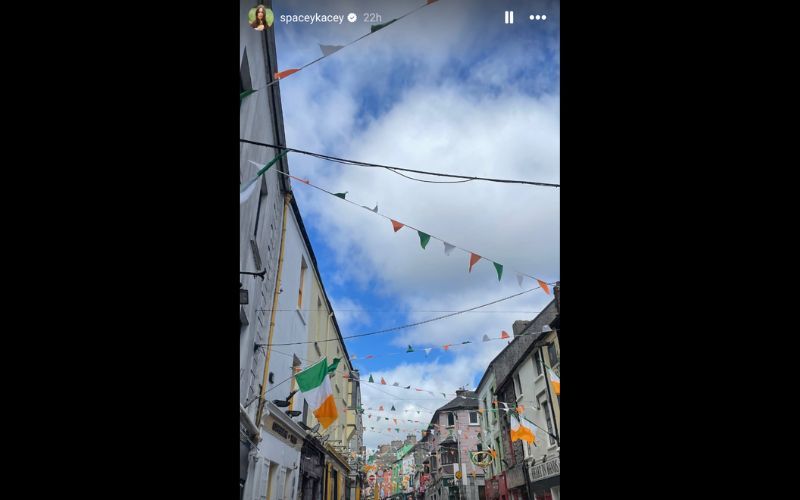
left=249, top=5, right=274, bottom=31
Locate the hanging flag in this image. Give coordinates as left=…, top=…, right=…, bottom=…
left=368, top=374, right=374, bottom=383
left=427, top=0, right=439, bottom=4
left=516, top=405, right=525, bottom=414
left=239, top=177, right=260, bottom=205
left=381, top=377, right=387, bottom=385
left=442, top=344, right=451, bottom=351
left=371, top=19, right=397, bottom=33
left=462, top=341, right=472, bottom=344
left=240, top=88, right=257, bottom=102
left=443, top=242, right=456, bottom=256
left=334, top=192, right=348, bottom=199
left=394, top=419, right=397, bottom=424
left=405, top=385, right=411, bottom=389
left=379, top=405, right=384, bottom=411
left=295, top=358, right=338, bottom=429
left=371, top=204, right=378, bottom=212
left=469, top=253, right=481, bottom=272
left=319, top=44, right=345, bottom=56
left=442, top=393, right=447, bottom=398
left=396, top=428, right=400, bottom=433
left=393, top=382, right=400, bottom=387
left=510, top=414, right=535, bottom=444
left=537, top=279, right=551, bottom=295
left=416, top=388, right=423, bottom=391
left=418, top=231, right=431, bottom=249
left=327, top=358, right=341, bottom=374
left=493, top=262, right=503, bottom=281
left=478, top=409, right=484, bottom=414
left=274, top=68, right=300, bottom=80
left=516, top=273, right=524, bottom=287
left=482, top=334, right=491, bottom=342
left=390, top=219, right=404, bottom=232
left=548, top=368, right=560, bottom=396
left=500, top=331, right=510, bottom=339
left=424, top=348, right=432, bottom=356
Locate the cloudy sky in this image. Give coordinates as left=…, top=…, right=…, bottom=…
left=271, top=0, right=559, bottom=453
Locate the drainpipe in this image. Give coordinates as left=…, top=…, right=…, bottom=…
left=256, top=191, right=293, bottom=425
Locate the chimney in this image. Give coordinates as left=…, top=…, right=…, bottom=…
left=512, top=320, right=531, bottom=337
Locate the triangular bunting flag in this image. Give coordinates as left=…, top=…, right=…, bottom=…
left=469, top=253, right=481, bottom=272
left=379, top=405, right=384, bottom=411
left=333, top=192, right=348, bottom=199
left=424, top=348, right=432, bottom=356
left=319, top=44, right=345, bottom=57
left=365, top=355, right=375, bottom=359
left=415, top=388, right=423, bottom=391
left=537, top=279, right=551, bottom=295
left=368, top=375, right=374, bottom=383
left=443, top=242, right=455, bottom=256
left=274, top=68, right=300, bottom=80
left=393, top=419, right=397, bottom=424
left=517, top=273, right=524, bottom=287
left=442, top=344, right=451, bottom=351
left=462, top=341, right=471, bottom=344
left=240, top=89, right=257, bottom=102
left=371, top=204, right=378, bottom=212
left=493, top=262, right=503, bottom=281
left=391, top=219, right=404, bottom=232
left=427, top=0, right=439, bottom=5
left=482, top=334, right=490, bottom=342
left=371, top=19, right=397, bottom=33
left=393, top=382, right=400, bottom=387
left=418, top=231, right=431, bottom=249
left=406, top=345, right=414, bottom=353
left=381, top=377, right=387, bottom=385
left=500, top=331, right=510, bottom=339
left=405, top=385, right=411, bottom=389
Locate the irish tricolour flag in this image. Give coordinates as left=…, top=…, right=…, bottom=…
left=295, top=357, right=340, bottom=429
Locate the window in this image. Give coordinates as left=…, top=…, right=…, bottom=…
left=298, top=258, right=307, bottom=309
left=534, top=352, right=543, bottom=376
left=469, top=412, right=479, bottom=425
left=513, top=373, right=523, bottom=400
left=548, top=343, right=559, bottom=367
left=542, top=401, right=556, bottom=446
left=303, top=400, right=309, bottom=425
left=447, top=413, right=455, bottom=427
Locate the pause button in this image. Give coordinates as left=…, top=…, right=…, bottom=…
left=504, top=10, right=514, bottom=24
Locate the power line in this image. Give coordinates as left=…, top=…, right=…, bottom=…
left=239, top=139, right=560, bottom=188
left=257, top=309, right=543, bottom=314
left=263, top=285, right=546, bottom=346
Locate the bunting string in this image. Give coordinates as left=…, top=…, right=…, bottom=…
left=266, top=1, right=440, bottom=87
left=264, top=165, right=555, bottom=289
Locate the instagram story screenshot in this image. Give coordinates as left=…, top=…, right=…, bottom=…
left=240, top=1, right=559, bottom=500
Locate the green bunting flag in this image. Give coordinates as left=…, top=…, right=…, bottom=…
left=406, top=345, right=414, bottom=353
left=334, top=192, right=348, bottom=199
left=240, top=89, right=257, bottom=101
left=418, top=231, right=431, bottom=249
left=368, top=374, right=374, bottom=383
left=493, top=262, right=503, bottom=281
left=391, top=405, right=396, bottom=411
left=371, top=19, right=397, bottom=33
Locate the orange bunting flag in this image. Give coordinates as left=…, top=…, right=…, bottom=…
left=443, top=344, right=451, bottom=351
left=469, top=253, right=481, bottom=272
left=537, top=279, right=551, bottom=295
left=379, top=405, right=384, bottom=411
left=478, top=409, right=484, bottom=414
left=516, top=405, right=525, bottom=414
left=548, top=368, right=560, bottom=396
left=500, top=330, right=510, bottom=339
left=274, top=68, right=300, bottom=80
left=510, top=414, right=535, bottom=444
left=381, top=377, right=387, bottom=385
left=390, top=219, right=405, bottom=232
